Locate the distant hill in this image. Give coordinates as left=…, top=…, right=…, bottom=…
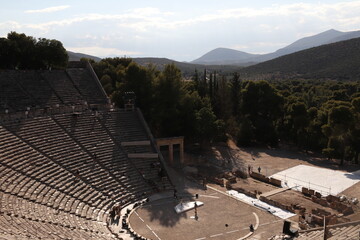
left=242, top=37, right=360, bottom=80
left=67, top=51, right=101, bottom=62
left=132, top=57, right=240, bottom=77
left=191, top=48, right=259, bottom=65
left=192, top=29, right=360, bottom=66
left=265, top=29, right=344, bottom=58
left=327, top=30, right=360, bottom=44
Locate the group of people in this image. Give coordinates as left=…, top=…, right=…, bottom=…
left=109, top=204, right=121, bottom=224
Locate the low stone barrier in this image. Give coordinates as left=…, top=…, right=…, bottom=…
left=224, top=173, right=237, bottom=183
left=326, top=195, right=340, bottom=202
left=259, top=196, right=295, bottom=213
left=233, top=169, right=248, bottom=179
left=310, top=195, right=354, bottom=216
left=269, top=177, right=282, bottom=187
left=302, top=187, right=310, bottom=196
left=212, top=177, right=224, bottom=187
left=250, top=172, right=269, bottom=183
left=311, top=214, right=324, bottom=225
left=232, top=187, right=257, bottom=198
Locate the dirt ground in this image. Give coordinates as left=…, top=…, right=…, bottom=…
left=181, top=139, right=360, bottom=226
left=232, top=177, right=278, bottom=195
left=129, top=171, right=285, bottom=240
left=129, top=140, right=360, bottom=240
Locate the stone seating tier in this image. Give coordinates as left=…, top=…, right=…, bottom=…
left=0, top=65, right=108, bottom=113
left=0, top=62, right=174, bottom=239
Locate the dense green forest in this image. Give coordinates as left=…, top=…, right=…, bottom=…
left=88, top=57, right=360, bottom=165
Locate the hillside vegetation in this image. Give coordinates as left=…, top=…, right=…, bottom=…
left=132, top=57, right=240, bottom=77
left=90, top=56, right=360, bottom=166
left=192, top=29, right=360, bottom=66
left=244, top=37, right=360, bottom=80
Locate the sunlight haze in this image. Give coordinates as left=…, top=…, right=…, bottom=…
left=1, top=0, right=359, bottom=61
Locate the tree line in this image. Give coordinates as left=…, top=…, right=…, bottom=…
left=0, top=32, right=360, bottom=163
left=2, top=32, right=357, bottom=165
left=87, top=57, right=226, bottom=145
left=88, top=57, right=360, bottom=165
left=0, top=32, right=68, bottom=70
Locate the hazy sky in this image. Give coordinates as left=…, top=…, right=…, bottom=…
left=1, top=0, right=359, bottom=61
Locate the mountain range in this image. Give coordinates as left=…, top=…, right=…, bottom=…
left=241, top=37, right=360, bottom=80
left=191, top=29, right=360, bottom=66
left=66, top=29, right=360, bottom=79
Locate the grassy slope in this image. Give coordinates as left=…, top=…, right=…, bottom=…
left=243, top=37, right=360, bottom=80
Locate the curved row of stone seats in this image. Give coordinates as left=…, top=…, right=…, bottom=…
left=0, top=122, right=112, bottom=201
left=0, top=171, right=114, bottom=239
left=0, top=212, right=111, bottom=240
left=131, top=158, right=161, bottom=180
left=2, top=116, right=125, bottom=199
left=122, top=145, right=154, bottom=154
left=52, top=112, right=153, bottom=198
left=14, top=71, right=61, bottom=108
left=1, top=192, right=111, bottom=237
left=298, top=229, right=324, bottom=239
left=0, top=64, right=108, bottom=115
left=99, top=109, right=173, bottom=190
left=331, top=224, right=360, bottom=239
left=0, top=71, right=33, bottom=112
left=0, top=163, right=114, bottom=238
left=1, top=111, right=158, bottom=205
left=100, top=110, right=149, bottom=142
left=0, top=155, right=111, bottom=223
left=66, top=68, right=107, bottom=105
left=0, top=126, right=114, bottom=220
left=298, top=221, right=360, bottom=239
left=41, top=70, right=85, bottom=105
left=98, top=110, right=160, bottom=171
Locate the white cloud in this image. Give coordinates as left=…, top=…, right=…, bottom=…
left=66, top=46, right=140, bottom=58
left=22, top=9, right=169, bottom=31
left=114, top=2, right=360, bottom=31
left=13, top=2, right=360, bottom=33
left=25, top=5, right=70, bottom=14
left=0, top=21, right=22, bottom=30
left=3, top=1, right=360, bottom=61
left=130, top=7, right=173, bottom=17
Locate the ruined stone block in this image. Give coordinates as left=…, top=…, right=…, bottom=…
left=342, top=206, right=354, bottom=215
left=311, top=195, right=319, bottom=203
left=269, top=177, right=282, bottom=187
left=233, top=169, right=248, bottom=179
left=250, top=172, right=269, bottom=183
left=326, top=195, right=339, bottom=203
left=302, top=187, right=309, bottom=195
left=311, top=215, right=323, bottom=225
left=327, top=216, right=337, bottom=225
left=330, top=202, right=338, bottom=210
left=259, top=195, right=267, bottom=201
left=318, top=198, right=328, bottom=207
left=315, top=192, right=322, bottom=198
